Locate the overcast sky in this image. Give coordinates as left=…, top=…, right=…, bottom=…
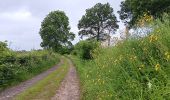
left=0, top=0, right=123, bottom=50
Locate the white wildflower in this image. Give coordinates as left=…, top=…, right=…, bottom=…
left=147, top=82, right=152, bottom=89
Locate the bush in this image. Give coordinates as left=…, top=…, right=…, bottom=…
left=59, top=46, right=74, bottom=55
left=0, top=41, right=14, bottom=64
left=74, top=40, right=99, bottom=60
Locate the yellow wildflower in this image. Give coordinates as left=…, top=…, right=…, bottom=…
left=157, top=29, right=161, bottom=33
left=137, top=12, right=153, bottom=27
left=155, top=64, right=160, bottom=71
left=167, top=55, right=170, bottom=59
left=165, top=52, right=170, bottom=61
left=149, top=35, right=154, bottom=42
left=149, top=35, right=158, bottom=42
left=165, top=52, right=169, bottom=56
left=139, top=64, right=144, bottom=70
left=141, top=64, right=145, bottom=68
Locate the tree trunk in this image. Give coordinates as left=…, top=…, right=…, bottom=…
left=108, top=29, right=111, bottom=46
left=108, top=36, right=111, bottom=46
left=97, top=28, right=100, bottom=41
left=125, top=26, right=129, bottom=39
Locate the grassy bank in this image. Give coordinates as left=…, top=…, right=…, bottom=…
left=14, top=57, right=69, bottom=100
left=0, top=47, right=60, bottom=90
left=71, top=17, right=170, bottom=99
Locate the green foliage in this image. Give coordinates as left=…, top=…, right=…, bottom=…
left=0, top=47, right=59, bottom=90
left=39, top=10, right=75, bottom=53
left=118, top=0, right=170, bottom=27
left=0, top=41, right=8, bottom=51
left=58, top=45, right=74, bottom=55
left=71, top=16, right=170, bottom=99
left=74, top=40, right=99, bottom=60
left=0, top=41, right=14, bottom=64
left=78, top=3, right=119, bottom=41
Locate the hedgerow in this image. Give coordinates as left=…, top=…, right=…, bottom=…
left=0, top=43, right=59, bottom=90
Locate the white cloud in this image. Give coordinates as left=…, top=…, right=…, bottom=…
left=0, top=9, right=32, bottom=21
left=0, top=8, right=42, bottom=50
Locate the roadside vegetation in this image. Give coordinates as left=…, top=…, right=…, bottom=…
left=71, top=15, right=170, bottom=99
left=70, top=1, right=170, bottom=99
left=0, top=42, right=59, bottom=90
left=1, top=0, right=170, bottom=99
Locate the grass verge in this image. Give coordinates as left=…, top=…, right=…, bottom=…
left=14, top=57, right=69, bottom=100
left=71, top=16, right=170, bottom=100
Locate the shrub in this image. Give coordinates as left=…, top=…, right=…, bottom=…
left=74, top=40, right=99, bottom=60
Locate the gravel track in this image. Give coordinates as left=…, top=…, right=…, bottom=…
left=0, top=59, right=63, bottom=100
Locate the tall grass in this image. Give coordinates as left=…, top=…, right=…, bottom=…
left=71, top=16, right=170, bottom=99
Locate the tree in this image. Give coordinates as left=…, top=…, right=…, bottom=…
left=78, top=3, right=119, bottom=41
left=118, top=0, right=170, bottom=28
left=39, top=11, right=75, bottom=53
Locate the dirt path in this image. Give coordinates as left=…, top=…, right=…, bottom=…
left=0, top=59, right=63, bottom=100
left=51, top=59, right=80, bottom=100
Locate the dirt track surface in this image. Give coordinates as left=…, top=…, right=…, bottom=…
left=51, top=59, right=80, bottom=100
left=0, top=59, right=63, bottom=100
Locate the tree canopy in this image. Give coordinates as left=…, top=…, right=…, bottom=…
left=118, top=0, right=170, bottom=27
left=78, top=3, right=119, bottom=41
left=39, top=11, right=75, bottom=53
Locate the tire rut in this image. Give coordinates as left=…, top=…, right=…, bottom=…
left=51, top=59, right=80, bottom=100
